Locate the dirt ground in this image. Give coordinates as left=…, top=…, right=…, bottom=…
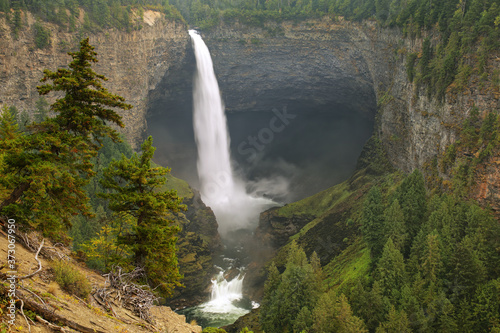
left=0, top=228, right=201, bottom=333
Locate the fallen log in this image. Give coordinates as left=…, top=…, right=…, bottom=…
left=16, top=289, right=108, bottom=333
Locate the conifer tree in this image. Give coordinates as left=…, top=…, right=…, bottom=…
left=37, top=37, right=131, bottom=145
left=0, top=38, right=131, bottom=237
left=375, top=305, right=412, bottom=333
left=376, top=238, right=406, bottom=302
left=361, top=186, right=385, bottom=258
left=260, top=241, right=322, bottom=333
left=99, top=136, right=185, bottom=295
left=383, top=199, right=407, bottom=252
left=396, top=170, right=427, bottom=242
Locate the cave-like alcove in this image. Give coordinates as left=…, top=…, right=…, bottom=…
left=146, top=40, right=376, bottom=202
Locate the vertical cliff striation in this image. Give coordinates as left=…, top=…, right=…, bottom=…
left=0, top=10, right=189, bottom=148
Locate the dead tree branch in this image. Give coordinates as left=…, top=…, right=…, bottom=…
left=19, top=239, right=44, bottom=280
left=93, top=266, right=158, bottom=325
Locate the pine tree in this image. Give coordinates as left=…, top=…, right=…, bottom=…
left=361, top=186, right=385, bottom=258
left=396, top=170, right=427, bottom=243
left=37, top=37, right=131, bottom=146
left=312, top=291, right=368, bottom=333
left=99, top=136, right=185, bottom=295
left=376, top=238, right=407, bottom=302
left=376, top=305, right=412, bottom=333
left=383, top=199, right=407, bottom=252
left=34, top=97, right=49, bottom=123
left=0, top=38, right=131, bottom=237
left=260, top=241, right=321, bottom=333
left=260, top=261, right=281, bottom=333
left=0, top=106, right=20, bottom=141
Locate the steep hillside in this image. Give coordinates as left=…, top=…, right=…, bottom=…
left=0, top=229, right=202, bottom=333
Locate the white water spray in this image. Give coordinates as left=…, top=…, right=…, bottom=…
left=189, top=30, right=275, bottom=236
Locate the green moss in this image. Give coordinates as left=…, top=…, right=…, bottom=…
left=164, top=173, right=193, bottom=199
left=277, top=182, right=351, bottom=219
left=323, top=239, right=371, bottom=292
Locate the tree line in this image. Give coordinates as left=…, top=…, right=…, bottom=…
left=258, top=169, right=500, bottom=332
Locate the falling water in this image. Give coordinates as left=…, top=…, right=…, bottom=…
left=189, top=29, right=275, bottom=237
left=186, top=29, right=273, bottom=327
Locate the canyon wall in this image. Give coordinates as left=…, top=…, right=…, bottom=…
left=0, top=10, right=188, bottom=148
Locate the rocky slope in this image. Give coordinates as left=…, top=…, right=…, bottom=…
left=3, top=12, right=498, bottom=189
left=0, top=229, right=202, bottom=333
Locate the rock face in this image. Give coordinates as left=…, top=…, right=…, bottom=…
left=3, top=13, right=498, bottom=196
left=172, top=189, right=222, bottom=307
left=203, top=19, right=385, bottom=117
left=0, top=10, right=189, bottom=149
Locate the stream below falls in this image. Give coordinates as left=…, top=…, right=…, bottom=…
left=178, top=231, right=258, bottom=328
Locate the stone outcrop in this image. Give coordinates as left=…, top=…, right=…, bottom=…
left=0, top=10, right=189, bottom=148
left=172, top=189, right=222, bottom=307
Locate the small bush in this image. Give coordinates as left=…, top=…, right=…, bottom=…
left=202, top=328, right=226, bottom=333
left=33, top=22, right=51, bottom=49
left=52, top=260, right=91, bottom=299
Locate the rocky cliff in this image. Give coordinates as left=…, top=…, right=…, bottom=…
left=0, top=9, right=188, bottom=149
left=3, top=12, right=498, bottom=190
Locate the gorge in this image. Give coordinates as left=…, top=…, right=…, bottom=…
left=2, top=8, right=500, bottom=331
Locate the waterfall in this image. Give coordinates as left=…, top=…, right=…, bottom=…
left=207, top=271, right=245, bottom=312
left=189, top=30, right=275, bottom=236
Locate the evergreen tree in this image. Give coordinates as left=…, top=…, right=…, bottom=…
left=0, top=106, right=20, bottom=142
left=37, top=37, right=131, bottom=145
left=361, top=186, right=385, bottom=258
left=375, top=305, right=412, bottom=333
left=260, top=261, right=281, bottom=332
left=0, top=38, right=131, bottom=237
left=350, top=280, right=387, bottom=332
left=383, top=199, right=407, bottom=252
left=260, top=241, right=322, bottom=333
left=376, top=238, right=406, bottom=302
left=99, top=136, right=185, bottom=295
left=34, top=97, right=49, bottom=122
left=395, top=169, right=427, bottom=243
left=312, top=291, right=368, bottom=333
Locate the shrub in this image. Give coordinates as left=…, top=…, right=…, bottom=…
left=202, top=328, right=227, bottom=333
left=52, top=260, right=91, bottom=299
left=33, top=22, right=51, bottom=49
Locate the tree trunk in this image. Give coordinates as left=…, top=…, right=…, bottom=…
left=0, top=182, right=30, bottom=212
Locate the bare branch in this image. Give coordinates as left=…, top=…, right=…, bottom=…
left=19, top=299, right=31, bottom=333
left=19, top=239, right=44, bottom=280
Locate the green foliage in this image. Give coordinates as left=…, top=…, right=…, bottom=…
left=262, top=165, right=500, bottom=332
left=37, top=37, right=132, bottom=145
left=376, top=238, right=406, bottom=301
left=406, top=52, right=418, bottom=82
left=33, top=22, right=51, bottom=49
left=202, top=328, right=227, bottom=333
left=395, top=169, right=427, bottom=242
left=34, top=97, right=49, bottom=123
left=12, top=8, right=22, bottom=39
left=0, top=38, right=131, bottom=238
left=383, top=200, right=407, bottom=251
left=375, top=305, right=412, bottom=333
left=52, top=260, right=92, bottom=299
left=260, top=241, right=323, bottom=333
left=312, top=292, right=368, bottom=332
left=361, top=186, right=385, bottom=258
left=99, top=136, right=185, bottom=296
